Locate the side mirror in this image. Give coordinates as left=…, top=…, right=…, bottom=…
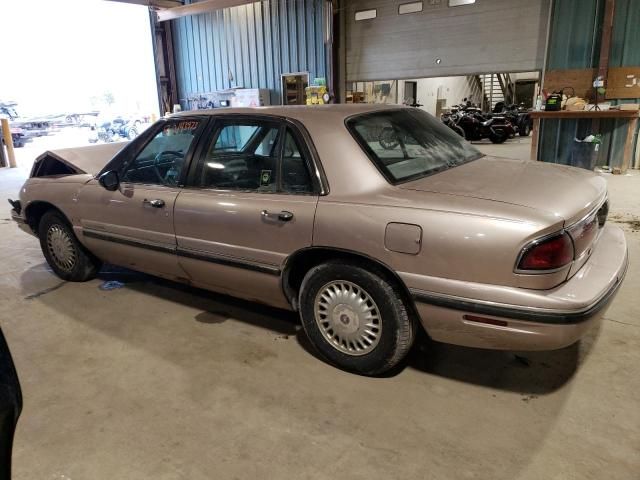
left=98, top=170, right=120, bottom=191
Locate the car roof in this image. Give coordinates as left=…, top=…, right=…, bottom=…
left=170, top=104, right=406, bottom=122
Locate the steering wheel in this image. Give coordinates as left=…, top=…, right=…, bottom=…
left=153, top=150, right=182, bottom=183
left=378, top=126, right=399, bottom=150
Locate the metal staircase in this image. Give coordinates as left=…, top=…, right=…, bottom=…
left=480, top=73, right=514, bottom=111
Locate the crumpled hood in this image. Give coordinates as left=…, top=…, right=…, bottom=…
left=41, top=142, right=128, bottom=176
left=399, top=156, right=607, bottom=223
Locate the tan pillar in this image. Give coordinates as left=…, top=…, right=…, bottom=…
left=0, top=118, right=17, bottom=168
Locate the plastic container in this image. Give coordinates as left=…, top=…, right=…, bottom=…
left=571, top=141, right=597, bottom=170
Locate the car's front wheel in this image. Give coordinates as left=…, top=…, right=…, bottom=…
left=38, top=210, right=101, bottom=282
left=299, top=261, right=415, bottom=375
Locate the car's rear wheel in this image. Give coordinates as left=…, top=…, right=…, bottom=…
left=38, top=210, right=101, bottom=282
left=299, top=261, right=415, bottom=375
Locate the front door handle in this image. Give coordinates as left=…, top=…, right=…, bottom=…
left=143, top=198, right=165, bottom=208
left=261, top=210, right=294, bottom=222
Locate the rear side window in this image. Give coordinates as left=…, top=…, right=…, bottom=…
left=346, top=109, right=483, bottom=184
left=281, top=130, right=313, bottom=193
left=194, top=120, right=315, bottom=194
left=199, top=122, right=280, bottom=192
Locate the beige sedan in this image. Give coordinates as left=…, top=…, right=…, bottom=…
left=10, top=105, right=628, bottom=375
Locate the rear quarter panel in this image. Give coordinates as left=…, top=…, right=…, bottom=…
left=313, top=195, right=563, bottom=290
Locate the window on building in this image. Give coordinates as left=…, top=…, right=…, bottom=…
left=399, top=2, right=423, bottom=14
left=355, top=9, right=377, bottom=21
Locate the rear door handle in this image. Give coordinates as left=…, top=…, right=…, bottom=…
left=143, top=198, right=165, bottom=208
left=261, top=210, right=294, bottom=222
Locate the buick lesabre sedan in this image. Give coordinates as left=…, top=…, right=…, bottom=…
left=10, top=105, right=628, bottom=375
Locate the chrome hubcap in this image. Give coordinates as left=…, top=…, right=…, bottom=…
left=314, top=280, right=381, bottom=356
left=46, top=225, right=76, bottom=271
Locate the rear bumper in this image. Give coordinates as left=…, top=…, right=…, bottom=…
left=410, top=224, right=628, bottom=350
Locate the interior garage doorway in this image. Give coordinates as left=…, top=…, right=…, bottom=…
left=347, top=72, right=541, bottom=115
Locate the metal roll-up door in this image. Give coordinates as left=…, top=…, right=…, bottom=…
left=346, top=0, right=550, bottom=81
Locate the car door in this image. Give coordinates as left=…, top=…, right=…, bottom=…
left=77, top=118, right=206, bottom=279
left=174, top=116, right=323, bottom=308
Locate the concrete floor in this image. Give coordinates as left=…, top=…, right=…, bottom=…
left=1, top=132, right=639, bottom=479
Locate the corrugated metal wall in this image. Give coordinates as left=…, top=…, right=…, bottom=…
left=611, top=0, right=640, bottom=67
left=540, top=0, right=639, bottom=169
left=171, top=0, right=327, bottom=107
left=546, top=0, right=603, bottom=70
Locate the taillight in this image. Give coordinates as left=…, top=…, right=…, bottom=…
left=517, top=233, right=574, bottom=271
left=597, top=201, right=609, bottom=227
left=567, top=214, right=598, bottom=255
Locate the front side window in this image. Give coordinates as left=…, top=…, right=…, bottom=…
left=196, top=120, right=315, bottom=194
left=346, top=109, right=483, bottom=184
left=121, top=119, right=201, bottom=186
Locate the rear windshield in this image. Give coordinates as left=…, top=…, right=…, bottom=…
left=346, top=109, right=484, bottom=184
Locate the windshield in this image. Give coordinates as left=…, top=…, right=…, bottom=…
left=346, top=109, right=484, bottom=184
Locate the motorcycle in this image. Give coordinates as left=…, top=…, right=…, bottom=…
left=441, top=110, right=465, bottom=138
left=491, top=102, right=532, bottom=137
left=457, top=108, right=514, bottom=143
left=441, top=102, right=515, bottom=144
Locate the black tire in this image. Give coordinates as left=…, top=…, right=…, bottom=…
left=299, top=261, right=415, bottom=376
left=38, top=210, right=101, bottom=282
left=489, top=130, right=508, bottom=144
left=519, top=123, right=531, bottom=137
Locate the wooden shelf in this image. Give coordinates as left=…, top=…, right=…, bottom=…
left=530, top=110, right=639, bottom=119
left=529, top=109, right=639, bottom=172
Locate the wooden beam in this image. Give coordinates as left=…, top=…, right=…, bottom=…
left=157, top=0, right=257, bottom=22
left=543, top=69, right=597, bottom=99
left=530, top=118, right=540, bottom=161
left=606, top=67, right=640, bottom=99
left=530, top=110, right=639, bottom=119
left=598, top=0, right=616, bottom=83
left=592, top=0, right=615, bottom=133
left=621, top=116, right=638, bottom=173
left=105, top=0, right=183, bottom=9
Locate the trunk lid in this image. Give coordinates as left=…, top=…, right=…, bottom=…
left=398, top=156, right=607, bottom=224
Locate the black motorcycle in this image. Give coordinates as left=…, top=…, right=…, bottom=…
left=441, top=110, right=465, bottom=138
left=451, top=106, right=515, bottom=144
left=492, top=102, right=532, bottom=137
